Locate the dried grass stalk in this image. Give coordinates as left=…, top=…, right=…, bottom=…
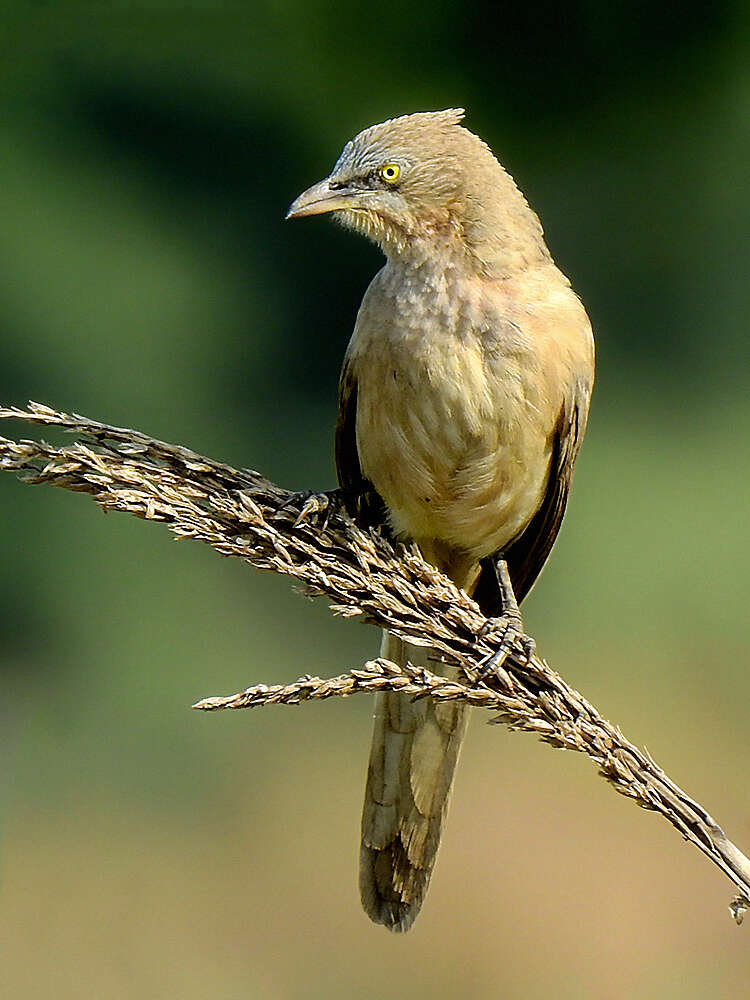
left=1, top=400, right=748, bottom=924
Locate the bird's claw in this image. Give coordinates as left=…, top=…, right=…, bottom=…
left=474, top=614, right=535, bottom=681
left=277, top=489, right=341, bottom=529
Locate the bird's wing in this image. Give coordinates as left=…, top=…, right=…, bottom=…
left=335, top=357, right=387, bottom=526
left=335, top=357, right=365, bottom=492
left=474, top=378, right=592, bottom=612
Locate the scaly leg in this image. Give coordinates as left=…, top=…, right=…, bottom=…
left=475, top=556, right=535, bottom=679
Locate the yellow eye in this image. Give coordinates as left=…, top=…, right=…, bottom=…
left=379, top=163, right=401, bottom=183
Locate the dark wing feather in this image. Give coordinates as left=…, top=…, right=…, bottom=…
left=335, top=358, right=387, bottom=528
left=335, top=358, right=365, bottom=493
left=474, top=380, right=591, bottom=615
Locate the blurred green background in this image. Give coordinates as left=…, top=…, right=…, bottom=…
left=1, top=3, right=749, bottom=997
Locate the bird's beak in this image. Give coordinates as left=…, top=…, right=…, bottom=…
left=285, top=178, right=362, bottom=220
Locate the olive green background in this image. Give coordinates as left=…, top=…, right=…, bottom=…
left=1, top=4, right=749, bottom=997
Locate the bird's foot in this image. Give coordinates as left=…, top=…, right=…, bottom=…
left=474, top=613, right=535, bottom=681
left=276, top=488, right=346, bottom=529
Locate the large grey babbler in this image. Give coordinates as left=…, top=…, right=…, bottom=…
left=287, top=109, right=595, bottom=932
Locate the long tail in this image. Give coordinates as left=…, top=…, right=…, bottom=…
left=359, top=630, right=469, bottom=932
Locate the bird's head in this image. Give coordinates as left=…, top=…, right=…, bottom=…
left=286, top=109, right=549, bottom=275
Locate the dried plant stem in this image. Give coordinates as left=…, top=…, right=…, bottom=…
left=1, top=401, right=748, bottom=924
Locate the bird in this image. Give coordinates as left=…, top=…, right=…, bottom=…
left=286, top=109, right=595, bottom=932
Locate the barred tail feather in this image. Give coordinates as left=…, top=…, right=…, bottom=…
left=359, top=630, right=468, bottom=932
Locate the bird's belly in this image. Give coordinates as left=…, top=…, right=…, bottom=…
left=355, top=339, right=552, bottom=564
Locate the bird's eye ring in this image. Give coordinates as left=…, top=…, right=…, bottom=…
left=379, top=163, right=401, bottom=184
